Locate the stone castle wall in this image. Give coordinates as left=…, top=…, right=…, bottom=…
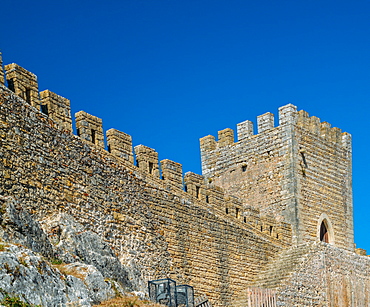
left=0, top=57, right=366, bottom=307
left=0, top=78, right=290, bottom=306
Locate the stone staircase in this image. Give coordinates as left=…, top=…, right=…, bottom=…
left=252, top=242, right=314, bottom=289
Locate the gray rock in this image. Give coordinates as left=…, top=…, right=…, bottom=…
left=0, top=196, right=133, bottom=306
left=40, top=213, right=133, bottom=291
left=0, top=243, right=87, bottom=306
left=0, top=196, right=55, bottom=259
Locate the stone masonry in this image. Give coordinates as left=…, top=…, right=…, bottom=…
left=200, top=104, right=353, bottom=251
left=0, top=54, right=369, bottom=307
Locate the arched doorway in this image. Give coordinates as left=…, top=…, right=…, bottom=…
left=317, top=214, right=334, bottom=245
left=320, top=220, right=329, bottom=243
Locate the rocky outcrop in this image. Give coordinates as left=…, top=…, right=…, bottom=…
left=0, top=195, right=133, bottom=306
left=39, top=213, right=132, bottom=290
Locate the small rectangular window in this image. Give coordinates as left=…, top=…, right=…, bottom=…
left=149, top=162, right=154, bottom=174
left=25, top=88, right=31, bottom=104
left=196, top=186, right=200, bottom=198
left=7, top=79, right=15, bottom=92
left=91, top=129, right=96, bottom=144
left=41, top=104, right=49, bottom=116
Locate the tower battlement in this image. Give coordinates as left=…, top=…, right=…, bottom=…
left=200, top=104, right=351, bottom=156
left=200, top=104, right=353, bottom=250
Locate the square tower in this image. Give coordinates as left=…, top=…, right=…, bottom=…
left=200, top=104, right=353, bottom=250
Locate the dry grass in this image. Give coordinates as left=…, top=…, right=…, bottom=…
left=52, top=263, right=88, bottom=280
left=94, top=296, right=165, bottom=307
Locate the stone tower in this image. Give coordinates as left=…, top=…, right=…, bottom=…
left=200, top=104, right=353, bottom=251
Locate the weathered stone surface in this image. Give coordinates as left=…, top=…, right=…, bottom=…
left=40, top=214, right=132, bottom=291
left=0, top=243, right=93, bottom=306
left=0, top=196, right=55, bottom=259
left=277, top=242, right=370, bottom=306
left=0, top=195, right=130, bottom=306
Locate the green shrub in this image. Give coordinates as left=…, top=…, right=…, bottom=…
left=1, top=294, right=40, bottom=307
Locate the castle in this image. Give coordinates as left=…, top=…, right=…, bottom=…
left=0, top=52, right=369, bottom=306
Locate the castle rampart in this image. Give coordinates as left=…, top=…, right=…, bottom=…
left=0, top=82, right=291, bottom=305
left=0, top=53, right=367, bottom=307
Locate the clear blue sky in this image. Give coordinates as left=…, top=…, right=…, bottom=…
left=2, top=0, right=369, bottom=251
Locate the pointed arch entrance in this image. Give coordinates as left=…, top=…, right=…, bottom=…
left=317, top=214, right=335, bottom=245
left=320, top=220, right=329, bottom=243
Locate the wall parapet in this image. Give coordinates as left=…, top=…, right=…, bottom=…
left=201, top=104, right=351, bottom=161
left=297, top=109, right=351, bottom=149
left=0, top=53, right=294, bottom=250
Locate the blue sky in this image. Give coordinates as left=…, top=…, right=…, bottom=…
left=2, top=0, right=370, bottom=251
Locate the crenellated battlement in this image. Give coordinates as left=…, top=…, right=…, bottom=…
left=160, top=159, right=183, bottom=188
left=107, top=128, right=134, bottom=163
left=0, top=52, right=353, bottom=254
left=297, top=109, right=351, bottom=149
left=200, top=104, right=350, bottom=156
left=134, top=144, right=160, bottom=177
